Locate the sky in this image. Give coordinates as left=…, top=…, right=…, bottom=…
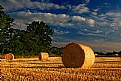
left=1, top=0, right=121, bottom=52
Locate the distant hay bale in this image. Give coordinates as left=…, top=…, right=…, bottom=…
left=5, top=53, right=14, bottom=60
left=39, top=52, right=49, bottom=61
left=62, top=42, right=95, bottom=68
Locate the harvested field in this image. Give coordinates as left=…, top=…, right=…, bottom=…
left=0, top=57, right=121, bottom=81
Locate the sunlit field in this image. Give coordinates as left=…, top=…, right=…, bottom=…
left=0, top=57, right=121, bottom=81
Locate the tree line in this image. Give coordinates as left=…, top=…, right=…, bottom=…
left=0, top=5, right=62, bottom=56
left=95, top=51, right=121, bottom=57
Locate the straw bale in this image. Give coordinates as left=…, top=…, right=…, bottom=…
left=62, top=42, right=95, bottom=68
left=5, top=53, right=14, bottom=60
left=39, top=52, right=49, bottom=61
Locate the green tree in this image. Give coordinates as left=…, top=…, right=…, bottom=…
left=26, top=21, right=54, bottom=49
left=0, top=5, right=14, bottom=54
left=0, top=5, right=54, bottom=56
left=9, top=21, right=54, bottom=56
left=7, top=29, right=24, bottom=55
left=50, top=47, right=62, bottom=56
left=18, top=30, right=40, bottom=55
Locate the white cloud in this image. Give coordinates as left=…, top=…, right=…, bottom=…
left=0, top=0, right=95, bottom=28
left=106, top=12, right=121, bottom=17
left=0, top=0, right=65, bottom=12
left=12, top=20, right=27, bottom=30
left=92, top=11, right=121, bottom=27
left=93, top=9, right=99, bottom=12
left=72, top=16, right=86, bottom=22
left=9, top=11, right=95, bottom=29
left=86, top=19, right=95, bottom=27
left=111, top=21, right=121, bottom=27
left=92, top=12, right=97, bottom=15
left=73, top=4, right=89, bottom=14
left=54, top=29, right=69, bottom=34
left=105, top=12, right=121, bottom=27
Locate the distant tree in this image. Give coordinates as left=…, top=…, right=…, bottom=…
left=118, top=51, right=121, bottom=56
left=50, top=47, right=62, bottom=56
left=94, top=52, right=104, bottom=55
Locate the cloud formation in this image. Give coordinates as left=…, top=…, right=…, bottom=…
left=10, top=11, right=95, bottom=29
left=0, top=0, right=95, bottom=29
left=0, top=0, right=65, bottom=12
left=105, top=12, right=121, bottom=27
left=1, top=0, right=121, bottom=52
left=73, top=4, right=89, bottom=14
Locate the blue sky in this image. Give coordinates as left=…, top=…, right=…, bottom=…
left=1, top=0, right=121, bottom=52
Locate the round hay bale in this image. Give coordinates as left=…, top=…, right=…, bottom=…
left=5, top=53, right=14, bottom=60
left=62, top=42, right=95, bottom=68
left=39, top=52, right=49, bottom=61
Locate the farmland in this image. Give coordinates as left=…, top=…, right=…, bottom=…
left=0, top=57, right=121, bottom=81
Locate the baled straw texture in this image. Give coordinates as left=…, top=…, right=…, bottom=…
left=39, top=52, right=49, bottom=61
left=5, top=53, right=14, bottom=60
left=62, top=42, right=95, bottom=68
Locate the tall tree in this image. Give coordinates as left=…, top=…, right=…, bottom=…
left=27, top=21, right=54, bottom=48
left=0, top=5, right=14, bottom=54
left=9, top=21, right=54, bottom=55
left=0, top=5, right=54, bottom=55
left=8, top=29, right=24, bottom=54
left=0, top=5, right=14, bottom=29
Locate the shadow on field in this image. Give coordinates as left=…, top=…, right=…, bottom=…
left=95, top=61, right=121, bottom=63
left=20, top=66, right=66, bottom=68
left=27, top=62, right=62, bottom=64
left=13, top=60, right=39, bottom=62
left=1, top=60, right=39, bottom=62
left=1, top=65, right=66, bottom=68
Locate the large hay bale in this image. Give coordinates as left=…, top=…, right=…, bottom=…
left=39, top=52, right=49, bottom=61
left=62, top=42, right=95, bottom=68
left=5, top=53, right=14, bottom=60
